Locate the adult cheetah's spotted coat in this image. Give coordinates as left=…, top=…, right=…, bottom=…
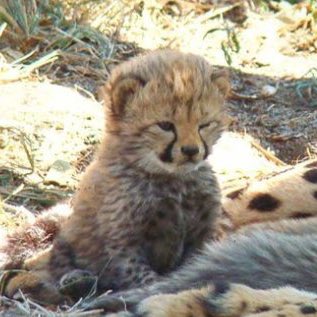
left=218, top=159, right=317, bottom=229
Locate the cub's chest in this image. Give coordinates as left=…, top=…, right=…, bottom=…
left=128, top=171, right=217, bottom=227
left=181, top=182, right=214, bottom=224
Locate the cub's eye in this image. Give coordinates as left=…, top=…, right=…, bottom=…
left=157, top=121, right=174, bottom=131
left=199, top=121, right=218, bottom=130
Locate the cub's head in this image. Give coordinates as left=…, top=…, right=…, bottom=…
left=100, top=50, right=230, bottom=175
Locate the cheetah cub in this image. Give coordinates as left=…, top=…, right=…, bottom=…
left=3, top=50, right=229, bottom=304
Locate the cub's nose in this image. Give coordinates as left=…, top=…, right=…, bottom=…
left=181, top=145, right=199, bottom=157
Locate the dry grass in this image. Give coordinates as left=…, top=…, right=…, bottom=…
left=295, top=67, right=317, bottom=107
left=0, top=0, right=140, bottom=91
left=0, top=296, right=105, bottom=316
left=63, top=0, right=245, bottom=63
left=0, top=0, right=247, bottom=87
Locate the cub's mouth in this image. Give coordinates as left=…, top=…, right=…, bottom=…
left=180, top=158, right=200, bottom=166
left=158, top=154, right=200, bottom=166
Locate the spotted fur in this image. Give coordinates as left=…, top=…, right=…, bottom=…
left=128, top=283, right=317, bottom=317
left=221, top=159, right=317, bottom=229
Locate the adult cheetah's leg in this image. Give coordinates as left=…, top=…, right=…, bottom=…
left=131, top=283, right=317, bottom=317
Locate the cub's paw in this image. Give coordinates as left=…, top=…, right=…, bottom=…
left=0, top=269, right=63, bottom=305
left=58, top=269, right=97, bottom=300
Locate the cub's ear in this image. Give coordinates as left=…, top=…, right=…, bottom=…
left=107, top=75, right=146, bottom=116
left=211, top=69, right=230, bottom=98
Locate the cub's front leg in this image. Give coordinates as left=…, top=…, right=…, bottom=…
left=90, top=197, right=187, bottom=292
left=141, top=197, right=186, bottom=274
